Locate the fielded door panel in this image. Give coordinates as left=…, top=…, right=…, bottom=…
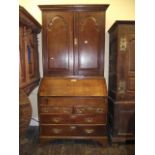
left=43, top=12, right=74, bottom=75
left=74, top=12, right=105, bottom=76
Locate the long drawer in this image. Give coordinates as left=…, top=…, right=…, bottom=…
left=39, top=97, right=107, bottom=114
left=39, top=97, right=107, bottom=107
left=40, top=114, right=107, bottom=124
left=40, top=125, right=107, bottom=137
left=40, top=106, right=106, bottom=114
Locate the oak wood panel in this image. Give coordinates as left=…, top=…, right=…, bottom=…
left=42, top=12, right=74, bottom=75
left=39, top=77, right=107, bottom=97
left=75, top=12, right=105, bottom=75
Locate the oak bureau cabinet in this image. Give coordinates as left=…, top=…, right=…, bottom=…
left=108, top=21, right=135, bottom=143
left=38, top=5, right=109, bottom=144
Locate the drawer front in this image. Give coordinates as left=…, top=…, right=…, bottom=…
left=74, top=114, right=107, bottom=124
left=39, top=97, right=107, bottom=106
left=74, top=106, right=106, bottom=114
left=39, top=97, right=75, bottom=106
left=40, top=114, right=107, bottom=124
left=40, top=125, right=107, bottom=137
left=40, top=114, right=72, bottom=124
left=40, top=106, right=72, bottom=114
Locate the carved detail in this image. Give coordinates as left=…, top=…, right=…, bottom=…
left=47, top=15, right=67, bottom=31
left=120, top=37, right=127, bottom=52
left=118, top=81, right=126, bottom=94
left=79, top=16, right=100, bottom=32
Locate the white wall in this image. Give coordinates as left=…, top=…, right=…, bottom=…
left=19, top=0, right=135, bottom=125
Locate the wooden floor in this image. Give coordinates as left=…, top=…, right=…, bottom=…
left=20, top=126, right=135, bottom=155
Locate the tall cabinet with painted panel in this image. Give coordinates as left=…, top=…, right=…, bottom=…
left=19, top=6, right=41, bottom=139
left=108, top=21, right=135, bottom=143
left=19, top=6, right=41, bottom=94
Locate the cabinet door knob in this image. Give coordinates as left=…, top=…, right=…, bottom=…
left=74, top=38, right=78, bottom=45
left=50, top=57, right=54, bottom=60
left=84, top=40, right=88, bottom=44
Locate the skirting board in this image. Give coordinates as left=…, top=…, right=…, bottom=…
left=29, top=117, right=39, bottom=126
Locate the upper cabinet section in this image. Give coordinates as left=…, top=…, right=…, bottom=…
left=19, top=6, right=41, bottom=95
left=39, top=5, right=109, bottom=76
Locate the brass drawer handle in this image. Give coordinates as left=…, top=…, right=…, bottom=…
left=87, top=107, right=93, bottom=111
left=96, top=108, right=103, bottom=113
left=76, top=108, right=84, bottom=114
left=63, top=109, right=70, bottom=113
left=52, top=128, right=62, bottom=134
left=52, top=117, right=61, bottom=123
left=42, top=108, right=48, bottom=113
left=70, top=115, right=76, bottom=119
left=70, top=126, right=76, bottom=130
left=85, top=129, right=94, bottom=134
left=84, top=118, right=93, bottom=123
left=53, top=107, right=59, bottom=110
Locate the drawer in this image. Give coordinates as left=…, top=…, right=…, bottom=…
left=74, top=106, right=106, bottom=114
left=40, top=106, right=72, bottom=114
left=74, top=114, right=107, bottom=124
left=39, top=97, right=107, bottom=107
left=40, top=114, right=73, bottom=124
left=39, top=97, right=75, bottom=106
left=40, top=114, right=107, bottom=124
left=40, top=125, right=107, bottom=137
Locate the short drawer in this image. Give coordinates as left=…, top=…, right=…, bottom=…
left=40, top=125, right=107, bottom=137
left=40, top=106, right=72, bottom=114
left=39, top=97, right=75, bottom=106
left=74, top=106, right=106, bottom=114
left=74, top=114, right=107, bottom=124
left=40, top=114, right=107, bottom=124
left=40, top=114, right=73, bottom=124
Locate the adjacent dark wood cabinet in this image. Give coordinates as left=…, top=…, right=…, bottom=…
left=40, top=5, right=108, bottom=76
left=38, top=5, right=109, bottom=144
left=108, top=21, right=135, bottom=143
left=19, top=6, right=41, bottom=95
